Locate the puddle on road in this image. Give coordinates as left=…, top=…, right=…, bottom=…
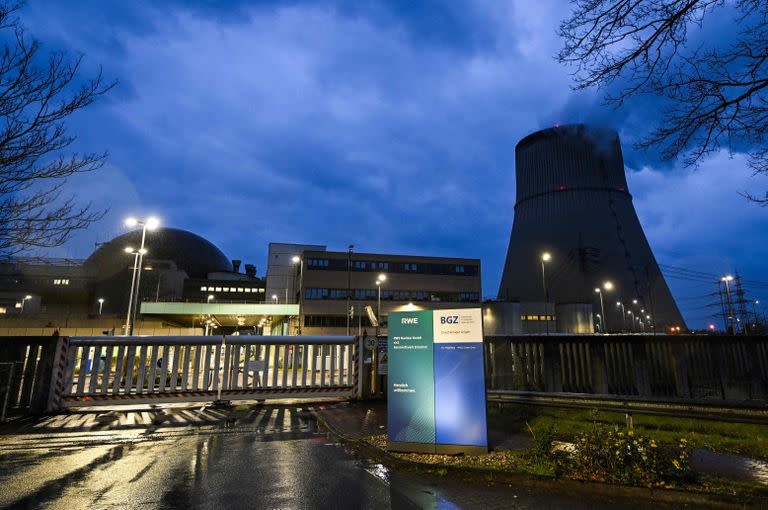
left=691, top=449, right=768, bottom=485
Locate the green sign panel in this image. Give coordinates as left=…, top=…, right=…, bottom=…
left=386, top=310, right=435, bottom=446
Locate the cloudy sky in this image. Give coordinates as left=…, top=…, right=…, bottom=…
left=19, top=0, right=768, bottom=327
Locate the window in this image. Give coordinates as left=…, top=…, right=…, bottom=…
left=455, top=265, right=465, bottom=273
left=304, top=315, right=348, bottom=328
left=237, top=288, right=244, bottom=292
left=215, top=287, right=222, bottom=292
left=305, top=288, right=330, bottom=300
left=53, top=279, right=70, bottom=285
left=307, top=258, right=330, bottom=268
left=244, top=288, right=251, bottom=293
left=201, top=286, right=207, bottom=291
left=403, top=263, right=418, bottom=272
left=353, top=261, right=367, bottom=269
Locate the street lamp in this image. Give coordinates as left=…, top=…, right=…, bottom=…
left=272, top=294, right=278, bottom=304
left=616, top=301, right=626, bottom=332
left=541, top=253, right=551, bottom=335
left=376, top=274, right=387, bottom=337
left=721, top=275, right=736, bottom=336
left=292, top=256, right=304, bottom=334
left=594, top=288, right=606, bottom=333
left=207, top=294, right=214, bottom=303
left=98, top=298, right=105, bottom=315
left=123, top=216, right=159, bottom=335
left=594, top=281, right=612, bottom=333
left=627, top=310, right=635, bottom=333
left=124, top=246, right=148, bottom=336
left=20, top=295, right=32, bottom=314
left=595, top=313, right=602, bottom=333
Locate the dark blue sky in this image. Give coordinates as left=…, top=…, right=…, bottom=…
left=21, top=0, right=768, bottom=327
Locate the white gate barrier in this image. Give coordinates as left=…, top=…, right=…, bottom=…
left=51, top=335, right=361, bottom=409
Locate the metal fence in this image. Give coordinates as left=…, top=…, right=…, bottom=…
left=485, top=335, right=768, bottom=404
left=56, top=335, right=359, bottom=408
left=0, top=337, right=59, bottom=416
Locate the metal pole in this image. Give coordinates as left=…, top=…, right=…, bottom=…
left=724, top=279, right=736, bottom=336
left=376, top=283, right=381, bottom=338
left=346, top=245, right=353, bottom=336
left=129, top=224, right=148, bottom=336
left=598, top=290, right=606, bottom=333
left=620, top=303, right=625, bottom=332
left=98, top=300, right=103, bottom=315
left=297, top=259, right=304, bottom=335
left=125, top=251, right=139, bottom=335
left=541, top=260, right=549, bottom=335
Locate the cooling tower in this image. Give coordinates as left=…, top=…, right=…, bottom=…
left=498, top=125, right=685, bottom=332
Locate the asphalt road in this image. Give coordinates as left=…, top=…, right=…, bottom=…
left=0, top=404, right=702, bottom=509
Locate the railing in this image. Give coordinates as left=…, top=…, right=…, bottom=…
left=0, top=336, right=59, bottom=416
left=485, top=335, right=768, bottom=404
left=56, top=335, right=359, bottom=408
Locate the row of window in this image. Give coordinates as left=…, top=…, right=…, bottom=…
left=304, top=288, right=480, bottom=302
left=521, top=315, right=556, bottom=321
left=303, top=315, right=354, bottom=328
left=53, top=279, right=70, bottom=285
left=303, top=314, right=388, bottom=328
left=200, top=286, right=265, bottom=293
left=305, top=258, right=478, bottom=276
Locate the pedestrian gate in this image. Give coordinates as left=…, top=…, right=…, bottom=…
left=52, top=335, right=361, bottom=409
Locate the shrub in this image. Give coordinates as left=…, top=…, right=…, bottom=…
left=567, top=423, right=691, bottom=488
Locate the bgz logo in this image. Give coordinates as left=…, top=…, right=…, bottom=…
left=440, top=315, right=459, bottom=324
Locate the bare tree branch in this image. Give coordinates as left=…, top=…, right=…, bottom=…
left=0, top=2, right=114, bottom=254
left=559, top=0, right=768, bottom=205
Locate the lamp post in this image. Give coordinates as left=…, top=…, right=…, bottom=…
left=595, top=281, right=612, bottom=333
left=292, top=256, right=304, bottom=334
left=346, top=245, right=353, bottom=336
left=98, top=298, right=104, bottom=315
left=616, top=302, right=626, bottom=332
left=20, top=295, right=32, bottom=314
left=541, top=252, right=551, bottom=335
left=722, top=275, right=736, bottom=335
left=627, top=310, right=634, bottom=333
left=594, top=288, right=605, bottom=333
left=124, top=216, right=159, bottom=335
left=207, top=294, right=214, bottom=303
left=375, top=274, right=386, bottom=338
left=753, top=300, right=760, bottom=329
left=272, top=294, right=278, bottom=304
left=595, top=313, right=602, bottom=333
left=124, top=246, right=147, bottom=335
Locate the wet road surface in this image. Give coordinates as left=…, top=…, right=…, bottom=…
left=0, top=404, right=703, bottom=509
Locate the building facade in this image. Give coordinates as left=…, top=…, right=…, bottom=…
left=265, top=245, right=482, bottom=336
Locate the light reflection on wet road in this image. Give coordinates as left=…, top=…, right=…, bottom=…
left=0, top=405, right=695, bottom=509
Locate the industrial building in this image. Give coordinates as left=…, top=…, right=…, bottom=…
left=496, top=124, right=686, bottom=333
left=0, top=236, right=482, bottom=337
left=0, top=228, right=275, bottom=336
left=264, top=243, right=482, bottom=336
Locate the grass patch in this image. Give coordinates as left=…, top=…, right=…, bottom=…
left=490, top=405, right=768, bottom=459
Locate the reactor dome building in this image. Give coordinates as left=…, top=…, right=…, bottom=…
left=497, top=124, right=685, bottom=333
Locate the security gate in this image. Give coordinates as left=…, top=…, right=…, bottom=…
left=52, top=335, right=361, bottom=409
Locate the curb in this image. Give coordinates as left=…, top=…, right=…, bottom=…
left=312, top=409, right=768, bottom=509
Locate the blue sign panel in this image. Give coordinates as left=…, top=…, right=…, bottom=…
left=387, top=308, right=487, bottom=455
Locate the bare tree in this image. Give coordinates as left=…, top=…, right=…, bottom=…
left=0, top=2, right=113, bottom=256
left=558, top=0, right=768, bottom=204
